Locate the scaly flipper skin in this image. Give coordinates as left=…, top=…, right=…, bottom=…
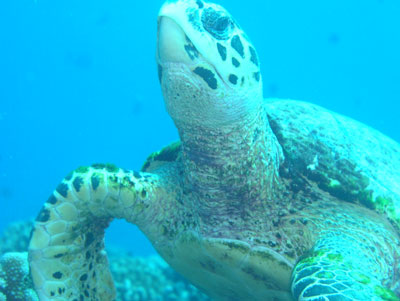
left=291, top=232, right=400, bottom=300
left=28, top=164, right=170, bottom=300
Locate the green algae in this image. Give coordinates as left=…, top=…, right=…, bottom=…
left=303, top=161, right=400, bottom=230
left=374, top=285, right=400, bottom=301
left=76, top=166, right=90, bottom=174
left=315, top=271, right=335, bottom=279
left=374, top=196, right=391, bottom=212
left=91, top=163, right=119, bottom=173
left=326, top=253, right=343, bottom=262
left=142, top=141, right=181, bottom=171
left=350, top=271, right=371, bottom=285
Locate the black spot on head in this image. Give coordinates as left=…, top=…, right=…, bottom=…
left=232, top=57, right=240, bottom=67
left=184, top=45, right=196, bottom=60
left=36, top=208, right=50, bottom=222
left=229, top=74, right=238, bottom=85
left=184, top=38, right=199, bottom=60
left=231, top=35, right=244, bottom=58
left=56, top=183, right=69, bottom=198
left=193, top=67, right=218, bottom=89
left=91, top=174, right=100, bottom=191
left=254, top=72, right=260, bottom=82
left=73, top=176, right=83, bottom=192
left=196, top=0, right=204, bottom=8
left=202, top=7, right=233, bottom=40
left=157, top=64, right=163, bottom=83
left=249, top=46, right=259, bottom=66
left=217, top=43, right=227, bottom=61
left=52, top=271, right=63, bottom=279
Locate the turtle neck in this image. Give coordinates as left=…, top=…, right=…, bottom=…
left=177, top=100, right=283, bottom=222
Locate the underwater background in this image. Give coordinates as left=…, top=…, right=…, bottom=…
left=0, top=0, right=399, bottom=259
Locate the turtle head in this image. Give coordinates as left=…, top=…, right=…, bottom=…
left=157, top=0, right=262, bottom=128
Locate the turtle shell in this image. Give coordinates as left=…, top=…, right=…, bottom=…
left=266, top=99, right=400, bottom=233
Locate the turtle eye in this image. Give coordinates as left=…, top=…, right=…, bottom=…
left=201, top=8, right=233, bottom=40
left=214, top=16, right=230, bottom=32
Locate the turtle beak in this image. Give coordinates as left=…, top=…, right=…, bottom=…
left=157, top=16, right=194, bottom=65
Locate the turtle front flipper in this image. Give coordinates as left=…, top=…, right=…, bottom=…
left=28, top=164, right=168, bottom=300
left=291, top=232, right=400, bottom=300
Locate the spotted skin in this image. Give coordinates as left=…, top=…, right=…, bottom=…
left=29, top=0, right=400, bottom=300
left=216, top=42, right=227, bottom=61
left=159, top=0, right=261, bottom=94
left=29, top=164, right=182, bottom=300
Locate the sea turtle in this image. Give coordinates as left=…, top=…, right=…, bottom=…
left=28, top=0, right=400, bottom=300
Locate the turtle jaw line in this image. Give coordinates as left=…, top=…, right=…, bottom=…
left=157, top=16, right=224, bottom=82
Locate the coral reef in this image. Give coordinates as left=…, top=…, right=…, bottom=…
left=0, top=220, right=209, bottom=300
left=0, top=252, right=38, bottom=301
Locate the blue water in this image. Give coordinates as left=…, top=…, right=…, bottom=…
left=0, top=0, right=399, bottom=256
